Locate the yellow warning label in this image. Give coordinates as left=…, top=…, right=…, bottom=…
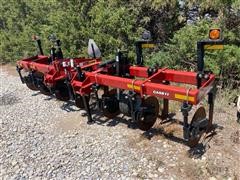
left=127, top=84, right=141, bottom=91
left=175, top=94, right=195, bottom=102
left=204, top=44, right=224, bottom=50
left=141, top=43, right=155, bottom=48
left=88, top=60, right=97, bottom=64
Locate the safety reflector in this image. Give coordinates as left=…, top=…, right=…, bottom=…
left=209, top=28, right=221, bottom=40
left=127, top=84, right=141, bottom=91
left=175, top=94, right=195, bottom=102
left=204, top=44, right=224, bottom=50
left=141, top=43, right=155, bottom=48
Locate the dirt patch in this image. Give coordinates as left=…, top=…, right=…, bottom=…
left=230, top=130, right=240, bottom=144
left=55, top=114, right=84, bottom=132
left=127, top=133, right=152, bottom=149
left=0, top=64, right=18, bottom=76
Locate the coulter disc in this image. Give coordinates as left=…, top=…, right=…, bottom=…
left=188, top=106, right=207, bottom=147
left=102, top=89, right=120, bottom=119
left=26, top=82, right=38, bottom=91
left=137, top=96, right=159, bottom=131
left=38, top=81, right=51, bottom=96
left=54, top=81, right=70, bottom=101
left=24, top=72, right=39, bottom=91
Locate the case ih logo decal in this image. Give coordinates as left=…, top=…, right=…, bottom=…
left=153, top=90, right=169, bottom=96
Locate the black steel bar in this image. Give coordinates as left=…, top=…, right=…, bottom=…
left=56, top=39, right=63, bottom=59
left=162, top=81, right=170, bottom=119
left=196, top=40, right=224, bottom=88
left=181, top=102, right=192, bottom=140
left=135, top=41, right=143, bottom=66
left=207, top=85, right=216, bottom=132
left=16, top=66, right=24, bottom=83
left=36, top=39, right=44, bottom=55
left=65, top=78, right=74, bottom=100
left=82, top=95, right=94, bottom=124
left=91, top=43, right=96, bottom=58
left=116, top=51, right=120, bottom=76
left=50, top=47, right=56, bottom=63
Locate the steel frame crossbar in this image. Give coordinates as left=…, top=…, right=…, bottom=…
left=72, top=65, right=215, bottom=105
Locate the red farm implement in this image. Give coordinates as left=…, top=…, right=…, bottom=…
left=16, top=35, right=101, bottom=101
left=17, top=29, right=223, bottom=147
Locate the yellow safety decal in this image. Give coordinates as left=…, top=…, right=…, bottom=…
left=88, top=60, right=97, bottom=64
left=141, top=43, right=156, bottom=48
left=175, top=94, right=195, bottom=102
left=204, top=44, right=224, bottom=50
left=127, top=84, right=141, bottom=91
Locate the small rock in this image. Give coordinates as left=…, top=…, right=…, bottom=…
left=132, top=172, right=138, bottom=176
left=158, top=167, right=164, bottom=173
left=11, top=160, right=18, bottom=166
left=209, top=177, right=217, bottom=180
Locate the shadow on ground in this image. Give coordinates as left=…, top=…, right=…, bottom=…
left=0, top=92, right=21, bottom=106
left=35, top=93, right=225, bottom=156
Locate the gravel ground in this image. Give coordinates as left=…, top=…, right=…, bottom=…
left=0, top=65, right=239, bottom=179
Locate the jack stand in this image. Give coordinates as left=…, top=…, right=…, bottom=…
left=181, top=102, right=192, bottom=140
left=82, top=95, right=94, bottom=124
left=50, top=47, right=56, bottom=63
